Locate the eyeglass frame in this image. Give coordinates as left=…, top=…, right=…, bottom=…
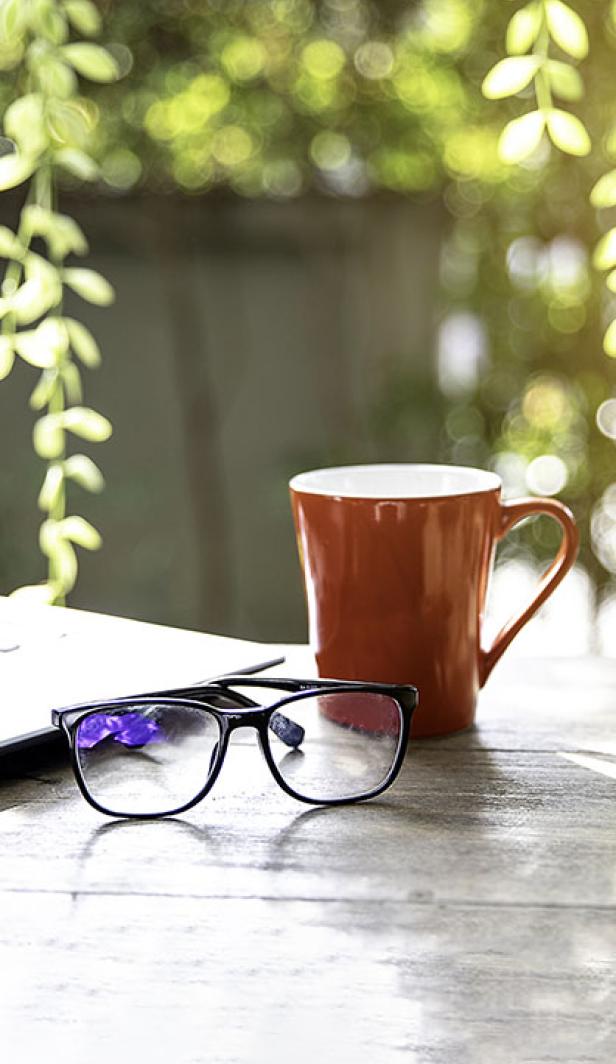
left=51, top=663, right=419, bottom=819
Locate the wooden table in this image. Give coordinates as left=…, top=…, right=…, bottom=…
left=1, top=649, right=615, bottom=1063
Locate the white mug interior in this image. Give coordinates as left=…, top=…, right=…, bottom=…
left=289, top=464, right=502, bottom=499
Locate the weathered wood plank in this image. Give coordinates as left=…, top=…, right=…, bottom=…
left=0, top=894, right=613, bottom=1064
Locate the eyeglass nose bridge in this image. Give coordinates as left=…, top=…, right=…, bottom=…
left=223, top=708, right=304, bottom=749
left=224, top=708, right=268, bottom=733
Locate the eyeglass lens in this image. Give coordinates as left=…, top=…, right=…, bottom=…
left=75, top=702, right=221, bottom=816
left=268, top=691, right=402, bottom=801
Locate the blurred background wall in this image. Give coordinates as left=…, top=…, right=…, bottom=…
left=0, top=192, right=444, bottom=639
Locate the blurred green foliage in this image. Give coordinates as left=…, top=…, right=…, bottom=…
left=18, top=0, right=501, bottom=198
left=4, top=0, right=616, bottom=585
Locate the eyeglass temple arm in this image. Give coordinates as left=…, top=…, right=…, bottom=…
left=205, top=656, right=286, bottom=681
left=211, top=675, right=315, bottom=693
left=139, top=657, right=288, bottom=704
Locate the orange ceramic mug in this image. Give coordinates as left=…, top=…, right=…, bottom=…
left=290, top=464, right=579, bottom=738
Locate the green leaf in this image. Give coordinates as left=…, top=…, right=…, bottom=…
left=11, top=256, right=61, bottom=322
left=38, top=523, right=77, bottom=588
left=59, top=515, right=101, bottom=550
left=64, top=0, right=101, bottom=37
left=14, top=326, right=59, bottom=368
left=62, top=406, right=112, bottom=441
left=506, top=3, right=541, bottom=55
left=63, top=453, right=104, bottom=492
left=4, top=94, right=47, bottom=156
left=22, top=204, right=54, bottom=235
left=593, top=228, right=616, bottom=270
left=35, top=55, right=77, bottom=98
left=604, top=320, right=616, bottom=358
left=33, top=413, right=65, bottom=458
left=38, top=464, right=64, bottom=511
left=37, top=317, right=69, bottom=357
left=15, top=255, right=63, bottom=321
left=63, top=268, right=115, bottom=305
left=606, top=270, right=616, bottom=293
left=47, top=99, right=92, bottom=148
left=607, top=123, right=616, bottom=159
left=0, top=225, right=25, bottom=259
left=23, top=206, right=88, bottom=259
left=0, top=335, right=14, bottom=380
left=60, top=361, right=82, bottom=403
left=54, top=147, right=98, bottom=181
left=498, top=110, right=545, bottom=164
left=545, top=109, right=591, bottom=156
left=11, top=276, right=59, bottom=325
left=38, top=520, right=60, bottom=555
left=545, top=59, right=583, bottom=101
left=482, top=56, right=542, bottom=99
left=52, top=540, right=78, bottom=591
left=24, top=251, right=61, bottom=287
left=545, top=0, right=589, bottom=59
left=0, top=0, right=27, bottom=41
left=9, top=583, right=58, bottom=606
left=0, top=152, right=36, bottom=192
left=29, top=369, right=58, bottom=410
left=30, top=0, right=68, bottom=45
left=60, top=43, right=120, bottom=82
left=65, top=317, right=101, bottom=367
left=590, top=171, right=616, bottom=209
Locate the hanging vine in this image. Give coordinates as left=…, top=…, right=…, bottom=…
left=590, top=4, right=616, bottom=357
left=0, top=0, right=122, bottom=604
left=481, top=0, right=591, bottom=162
left=482, top=2, right=616, bottom=365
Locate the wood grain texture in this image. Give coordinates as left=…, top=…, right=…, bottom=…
left=1, top=652, right=616, bottom=1063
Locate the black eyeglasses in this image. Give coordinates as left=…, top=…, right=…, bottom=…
left=51, top=659, right=418, bottom=819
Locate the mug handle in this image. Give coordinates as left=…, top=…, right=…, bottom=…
left=479, top=497, right=579, bottom=685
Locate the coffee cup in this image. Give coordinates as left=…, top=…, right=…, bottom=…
left=290, top=464, right=578, bottom=737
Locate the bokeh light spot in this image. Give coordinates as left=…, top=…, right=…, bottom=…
left=526, top=455, right=568, bottom=496
left=596, top=399, right=616, bottom=440
left=212, top=125, right=254, bottom=166
left=263, top=159, right=303, bottom=196
left=301, top=40, right=346, bottom=80
left=354, top=42, right=394, bottom=80
left=522, top=378, right=571, bottom=430
left=221, top=36, right=266, bottom=82
left=417, top=0, right=474, bottom=54
left=101, top=148, right=142, bottom=189
left=310, top=130, right=351, bottom=170
left=438, top=312, right=488, bottom=397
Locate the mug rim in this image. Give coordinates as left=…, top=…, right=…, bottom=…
left=289, top=463, right=502, bottom=500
